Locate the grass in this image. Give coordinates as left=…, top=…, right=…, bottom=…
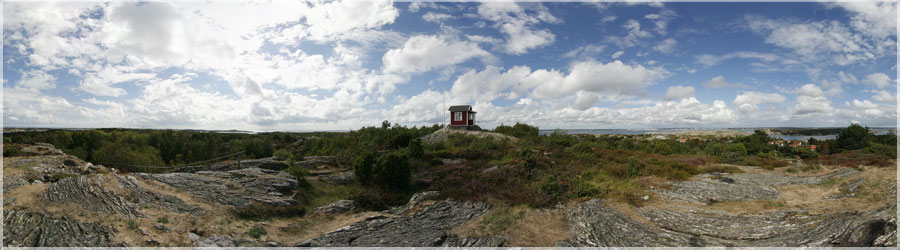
left=126, top=219, right=139, bottom=230
left=157, top=217, right=168, bottom=224
left=304, top=181, right=360, bottom=210
left=480, top=204, right=525, bottom=233
left=818, top=177, right=837, bottom=187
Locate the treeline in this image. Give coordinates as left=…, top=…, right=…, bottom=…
left=3, top=129, right=305, bottom=167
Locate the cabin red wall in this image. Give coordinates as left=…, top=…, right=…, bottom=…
left=450, top=112, right=468, bottom=126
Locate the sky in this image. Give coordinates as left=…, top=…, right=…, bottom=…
left=2, top=0, right=898, bottom=131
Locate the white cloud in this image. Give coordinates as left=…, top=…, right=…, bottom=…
left=531, top=60, right=665, bottom=99
left=696, top=51, right=780, bottom=67
left=837, top=71, right=858, bottom=84
left=733, top=91, right=785, bottom=113
left=796, top=83, right=825, bottom=97
left=302, top=0, right=399, bottom=42
left=644, top=9, right=677, bottom=35
left=664, top=85, right=694, bottom=100
left=563, top=44, right=605, bottom=58
left=829, top=2, right=897, bottom=40
left=653, top=38, right=677, bottom=54
left=16, top=70, right=57, bottom=90
left=611, top=51, right=625, bottom=59
left=382, top=35, right=491, bottom=74
left=477, top=2, right=559, bottom=55
left=422, top=12, right=453, bottom=23
left=846, top=99, right=878, bottom=109
left=745, top=14, right=891, bottom=66
left=872, top=90, right=896, bottom=103
left=792, top=84, right=834, bottom=116
left=703, top=76, right=747, bottom=89
left=608, top=19, right=652, bottom=48
left=78, top=68, right=155, bottom=97
left=862, top=72, right=893, bottom=89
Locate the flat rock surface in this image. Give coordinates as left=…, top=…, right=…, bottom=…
left=656, top=168, right=861, bottom=204
left=566, top=199, right=897, bottom=247
left=298, top=199, right=497, bottom=247
left=140, top=167, right=299, bottom=208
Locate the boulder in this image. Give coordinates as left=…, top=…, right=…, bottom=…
left=316, top=200, right=356, bottom=214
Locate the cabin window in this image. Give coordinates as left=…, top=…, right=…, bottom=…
left=454, top=112, right=462, bottom=121
left=470, top=113, right=475, bottom=121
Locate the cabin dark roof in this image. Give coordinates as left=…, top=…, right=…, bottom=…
left=448, top=105, right=472, bottom=112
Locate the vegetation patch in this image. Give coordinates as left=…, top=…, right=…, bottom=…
left=233, top=203, right=306, bottom=221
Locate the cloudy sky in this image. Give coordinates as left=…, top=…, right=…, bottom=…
left=2, top=1, right=897, bottom=131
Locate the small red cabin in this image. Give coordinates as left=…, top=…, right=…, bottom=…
left=448, top=105, right=476, bottom=127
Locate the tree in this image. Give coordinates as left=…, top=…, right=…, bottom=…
left=836, top=123, right=872, bottom=150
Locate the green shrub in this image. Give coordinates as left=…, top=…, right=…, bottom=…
left=272, top=149, right=292, bottom=161
left=520, top=149, right=537, bottom=170
left=373, top=152, right=411, bottom=191
left=3, top=145, right=22, bottom=157
left=627, top=157, right=641, bottom=178
left=406, top=138, right=424, bottom=159
left=157, top=217, right=169, bottom=224
left=353, top=151, right=377, bottom=185
left=248, top=225, right=267, bottom=239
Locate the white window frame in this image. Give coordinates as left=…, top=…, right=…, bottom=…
left=470, top=113, right=475, bottom=121
left=454, top=112, right=462, bottom=121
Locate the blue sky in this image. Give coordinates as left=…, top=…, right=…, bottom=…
left=2, top=1, right=897, bottom=131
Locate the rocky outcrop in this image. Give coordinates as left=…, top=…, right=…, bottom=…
left=40, top=174, right=204, bottom=217
left=420, top=127, right=518, bottom=144
left=3, top=210, right=117, bottom=247
left=42, top=175, right=146, bottom=217
left=657, top=169, right=861, bottom=204
left=565, top=199, right=897, bottom=247
left=140, top=167, right=299, bottom=208
left=298, top=200, right=495, bottom=247
left=389, top=190, right=440, bottom=214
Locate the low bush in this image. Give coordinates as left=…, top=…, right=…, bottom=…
left=248, top=225, right=267, bottom=239
left=742, top=156, right=788, bottom=170
left=157, top=217, right=169, bottom=224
